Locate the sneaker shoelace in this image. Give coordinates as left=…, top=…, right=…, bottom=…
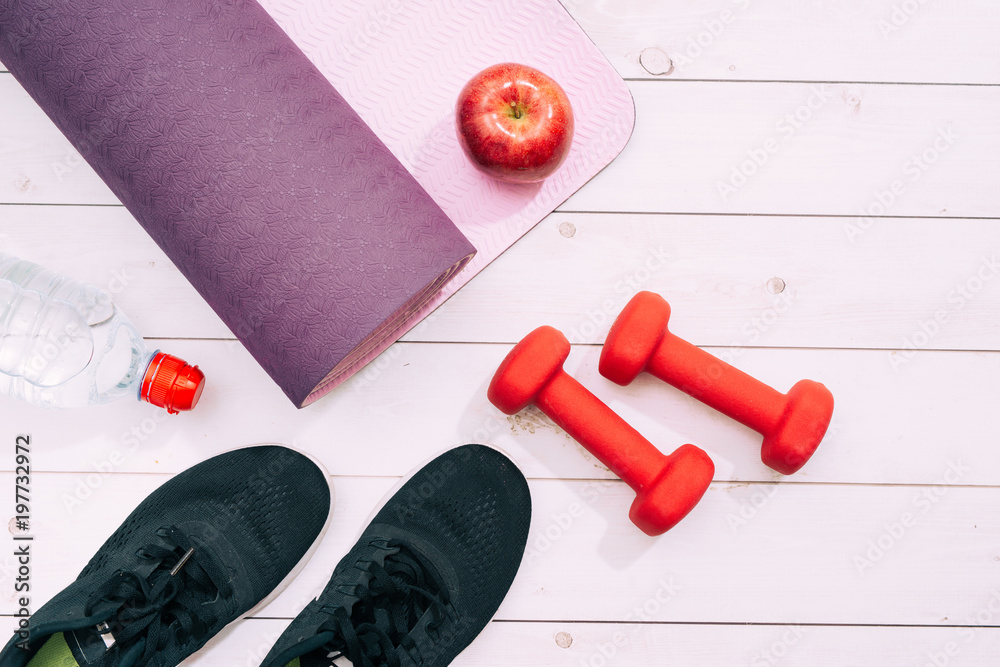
left=83, top=526, right=231, bottom=665
left=316, top=539, right=454, bottom=667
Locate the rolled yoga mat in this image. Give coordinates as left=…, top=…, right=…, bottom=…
left=0, top=0, right=476, bottom=407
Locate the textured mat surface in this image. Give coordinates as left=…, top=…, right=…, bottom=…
left=0, top=0, right=634, bottom=407
left=0, top=0, right=476, bottom=407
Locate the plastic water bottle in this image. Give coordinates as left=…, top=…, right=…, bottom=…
left=0, top=280, right=93, bottom=386
left=0, top=252, right=115, bottom=326
left=0, top=253, right=205, bottom=413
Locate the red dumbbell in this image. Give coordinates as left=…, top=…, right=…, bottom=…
left=599, top=292, right=834, bottom=475
left=488, top=325, right=714, bottom=536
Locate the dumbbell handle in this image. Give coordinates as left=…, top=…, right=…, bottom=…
left=537, top=371, right=663, bottom=493
left=648, top=332, right=785, bottom=435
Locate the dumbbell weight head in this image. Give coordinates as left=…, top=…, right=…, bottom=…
left=488, top=325, right=570, bottom=414
left=630, top=444, right=715, bottom=536
left=762, top=379, right=834, bottom=475
left=599, top=290, right=670, bottom=386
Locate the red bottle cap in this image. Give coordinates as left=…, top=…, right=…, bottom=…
left=140, top=352, right=206, bottom=414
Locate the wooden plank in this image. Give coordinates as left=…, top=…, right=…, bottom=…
left=5, top=0, right=1000, bottom=85
left=2, top=207, right=1000, bottom=352
left=425, top=212, right=1000, bottom=350
left=563, top=81, right=1000, bottom=217
left=2, top=473, right=997, bottom=626
left=8, top=617, right=986, bottom=666
left=563, top=0, right=1000, bottom=84
left=0, top=339, right=998, bottom=486
left=4, top=75, right=999, bottom=218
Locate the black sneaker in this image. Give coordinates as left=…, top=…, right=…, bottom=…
left=260, top=444, right=531, bottom=667
left=1, top=445, right=332, bottom=667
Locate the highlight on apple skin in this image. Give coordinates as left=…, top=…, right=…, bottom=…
left=455, top=62, right=575, bottom=184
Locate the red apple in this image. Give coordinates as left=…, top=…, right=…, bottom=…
left=455, top=63, right=574, bottom=184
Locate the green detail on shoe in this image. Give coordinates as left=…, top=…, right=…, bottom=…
left=27, top=633, right=79, bottom=667
left=284, top=659, right=300, bottom=667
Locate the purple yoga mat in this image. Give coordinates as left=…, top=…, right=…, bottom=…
left=0, top=0, right=476, bottom=407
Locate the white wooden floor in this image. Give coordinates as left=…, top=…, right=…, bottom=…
left=3, top=1, right=1000, bottom=665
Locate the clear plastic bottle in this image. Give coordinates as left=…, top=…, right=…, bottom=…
left=0, top=280, right=94, bottom=386
left=0, top=253, right=114, bottom=326
left=0, top=253, right=205, bottom=413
